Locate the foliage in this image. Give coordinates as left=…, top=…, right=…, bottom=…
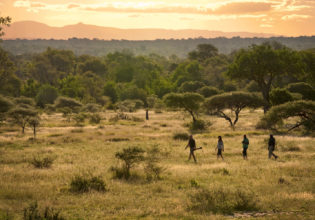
left=35, top=84, right=58, bottom=108
left=103, top=81, right=118, bottom=103
left=197, top=86, right=220, bottom=98
left=0, top=16, right=11, bottom=38
left=269, top=88, right=296, bottom=106
left=257, top=100, right=315, bottom=132
left=73, top=113, right=88, bottom=124
left=89, top=113, right=102, bottom=124
left=23, top=202, right=65, bottom=220
left=28, top=116, right=40, bottom=139
left=204, top=92, right=264, bottom=129
left=163, top=92, right=204, bottom=122
left=287, top=82, right=315, bottom=101
left=227, top=42, right=303, bottom=112
left=81, top=103, right=102, bottom=113
left=188, top=44, right=218, bottom=62
left=8, top=107, right=38, bottom=133
left=117, top=99, right=143, bottom=112
left=70, top=175, right=107, bottom=193
left=189, top=119, right=208, bottom=132
left=245, top=80, right=260, bottom=92
left=30, top=155, right=54, bottom=168
left=179, top=81, right=205, bottom=93
left=54, top=96, right=82, bottom=111
left=0, top=95, right=13, bottom=122
left=189, top=187, right=259, bottom=214
left=113, top=146, right=145, bottom=179
left=14, top=96, right=35, bottom=107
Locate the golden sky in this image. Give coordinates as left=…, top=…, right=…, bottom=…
left=0, top=0, right=314, bottom=36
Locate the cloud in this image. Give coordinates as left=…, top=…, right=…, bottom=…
left=68, top=4, right=80, bottom=9
left=213, top=2, right=272, bottom=14
left=281, top=14, right=311, bottom=20
left=260, top=24, right=273, bottom=28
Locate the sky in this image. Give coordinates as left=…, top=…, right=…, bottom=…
left=0, top=0, right=314, bottom=36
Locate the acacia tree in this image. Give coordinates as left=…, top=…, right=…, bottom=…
left=28, top=116, right=40, bottom=139
left=204, top=92, right=264, bottom=129
left=8, top=107, right=38, bottom=133
left=0, top=95, right=13, bottom=123
left=227, top=42, right=302, bottom=112
left=145, top=95, right=157, bottom=120
left=54, top=96, right=82, bottom=122
left=257, top=100, right=315, bottom=132
left=163, top=92, right=204, bottom=122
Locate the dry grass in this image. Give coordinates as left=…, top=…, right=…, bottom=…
left=0, top=109, right=314, bottom=219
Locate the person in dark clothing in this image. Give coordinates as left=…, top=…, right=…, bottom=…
left=268, top=134, right=278, bottom=160
left=216, top=136, right=224, bottom=160
left=242, top=135, right=249, bottom=160
left=185, top=135, right=197, bottom=163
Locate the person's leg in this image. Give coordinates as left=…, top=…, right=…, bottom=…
left=268, top=148, right=272, bottom=159
left=192, top=151, right=197, bottom=163
left=188, top=152, right=191, bottom=160
left=244, top=148, right=247, bottom=159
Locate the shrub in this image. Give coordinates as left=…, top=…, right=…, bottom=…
left=70, top=175, right=107, bottom=193
left=144, top=145, right=166, bottom=181
left=190, top=179, right=200, bottom=188
left=189, top=188, right=259, bottom=214
left=112, top=146, right=145, bottom=179
left=82, top=103, right=102, bottom=113
left=73, top=112, right=88, bottom=124
left=173, top=132, right=189, bottom=140
left=89, top=113, right=102, bottom=124
left=30, top=155, right=54, bottom=168
left=189, top=119, right=208, bottom=131
left=23, top=202, right=65, bottom=220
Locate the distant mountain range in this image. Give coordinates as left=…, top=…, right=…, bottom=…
left=3, top=21, right=276, bottom=40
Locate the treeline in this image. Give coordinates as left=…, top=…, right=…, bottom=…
left=2, top=36, right=315, bottom=57
left=0, top=41, right=314, bottom=133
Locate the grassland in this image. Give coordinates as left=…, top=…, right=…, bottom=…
left=0, top=110, right=314, bottom=219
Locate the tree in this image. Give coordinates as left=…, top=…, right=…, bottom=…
left=179, top=81, right=205, bottom=93
left=227, top=42, right=302, bottom=112
left=0, top=16, right=11, bottom=38
left=257, top=100, right=315, bottom=132
left=287, top=82, right=315, bottom=101
left=8, top=107, right=37, bottom=133
left=145, top=95, right=157, bottom=120
left=0, top=95, right=13, bottom=123
left=204, top=92, right=264, bottom=129
left=28, top=116, right=40, bottom=139
left=269, top=88, right=294, bottom=106
left=163, top=92, right=204, bottom=122
left=198, top=86, right=220, bottom=98
left=54, top=97, right=82, bottom=122
left=103, top=81, right=118, bottom=103
left=188, top=44, right=218, bottom=62
left=35, top=85, right=59, bottom=108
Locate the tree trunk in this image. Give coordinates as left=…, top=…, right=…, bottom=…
left=33, top=125, right=36, bottom=139
left=146, top=109, right=149, bottom=120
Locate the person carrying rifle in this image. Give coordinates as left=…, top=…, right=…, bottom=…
left=185, top=135, right=201, bottom=163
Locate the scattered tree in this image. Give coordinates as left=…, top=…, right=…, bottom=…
left=163, top=92, right=204, bottom=122
left=227, top=42, right=302, bottom=112
left=8, top=107, right=38, bottom=133
left=204, top=92, right=264, bottom=129
left=257, top=100, right=315, bottom=132
left=28, top=116, right=40, bottom=139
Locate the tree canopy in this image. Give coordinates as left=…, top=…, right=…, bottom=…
left=204, top=92, right=264, bottom=129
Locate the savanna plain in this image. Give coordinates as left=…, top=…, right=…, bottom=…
left=0, top=109, right=314, bottom=219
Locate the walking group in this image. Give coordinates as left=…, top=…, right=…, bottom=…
left=185, top=134, right=278, bottom=163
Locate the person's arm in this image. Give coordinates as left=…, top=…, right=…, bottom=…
left=222, top=142, right=224, bottom=151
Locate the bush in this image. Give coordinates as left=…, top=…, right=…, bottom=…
left=23, top=202, right=65, bottom=220
left=89, top=113, right=102, bottom=124
left=81, top=103, right=102, bottom=113
left=73, top=112, right=88, bottom=124
left=189, top=188, right=259, bottom=214
left=269, top=88, right=294, bottom=106
left=112, top=146, right=145, bottom=179
left=173, top=132, right=189, bottom=140
left=70, top=175, right=107, bottom=193
left=36, top=85, right=58, bottom=108
left=144, top=145, right=166, bottom=181
left=30, top=155, right=54, bottom=168
left=189, top=119, right=208, bottom=131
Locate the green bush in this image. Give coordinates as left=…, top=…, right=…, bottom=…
left=73, top=113, right=88, bottom=124
left=89, top=113, right=102, bottom=124
left=70, top=175, right=107, bottom=193
left=144, top=146, right=166, bottom=181
left=23, top=202, right=65, bottom=220
left=30, top=155, right=54, bottom=168
left=189, top=119, right=208, bottom=131
left=269, top=88, right=294, bottom=106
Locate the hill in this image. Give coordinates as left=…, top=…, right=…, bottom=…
left=3, top=21, right=276, bottom=40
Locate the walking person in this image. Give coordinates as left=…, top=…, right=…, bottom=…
left=268, top=134, right=278, bottom=160
left=185, top=135, right=197, bottom=163
left=242, top=135, right=249, bottom=160
left=216, top=136, right=224, bottom=160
